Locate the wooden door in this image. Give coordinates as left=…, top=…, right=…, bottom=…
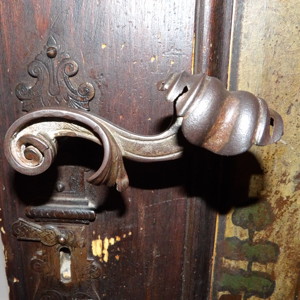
left=0, top=1, right=233, bottom=299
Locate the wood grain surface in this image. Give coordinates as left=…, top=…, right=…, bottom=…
left=0, top=1, right=233, bottom=299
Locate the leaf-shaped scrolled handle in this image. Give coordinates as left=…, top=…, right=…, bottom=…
left=5, top=72, right=283, bottom=191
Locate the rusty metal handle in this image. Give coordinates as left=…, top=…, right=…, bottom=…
left=4, top=71, right=283, bottom=191
left=158, top=72, right=283, bottom=154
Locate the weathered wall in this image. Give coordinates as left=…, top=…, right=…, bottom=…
left=213, top=1, right=300, bottom=299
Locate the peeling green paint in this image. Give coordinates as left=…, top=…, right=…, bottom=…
left=232, top=202, right=274, bottom=232
left=219, top=270, right=275, bottom=298
left=220, top=237, right=279, bottom=264
left=218, top=202, right=278, bottom=299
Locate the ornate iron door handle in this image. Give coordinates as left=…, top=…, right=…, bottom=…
left=4, top=71, right=283, bottom=191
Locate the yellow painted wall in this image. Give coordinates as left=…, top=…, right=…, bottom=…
left=214, top=1, right=300, bottom=299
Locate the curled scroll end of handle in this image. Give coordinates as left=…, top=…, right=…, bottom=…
left=4, top=108, right=129, bottom=191
left=254, top=98, right=284, bottom=146
left=268, top=109, right=284, bottom=143
left=4, top=131, right=57, bottom=176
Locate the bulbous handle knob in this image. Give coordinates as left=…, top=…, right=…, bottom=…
left=158, top=72, right=283, bottom=155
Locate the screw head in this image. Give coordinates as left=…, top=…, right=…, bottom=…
left=47, top=47, right=57, bottom=58
left=56, top=182, right=65, bottom=192
left=58, top=236, right=67, bottom=245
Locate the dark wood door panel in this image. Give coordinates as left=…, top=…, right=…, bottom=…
left=0, top=1, right=233, bottom=299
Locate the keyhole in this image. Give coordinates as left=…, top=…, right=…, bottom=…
left=60, top=247, right=71, bottom=283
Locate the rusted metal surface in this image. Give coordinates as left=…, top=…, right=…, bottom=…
left=4, top=72, right=283, bottom=194
left=4, top=109, right=128, bottom=192
left=12, top=219, right=102, bottom=299
left=12, top=218, right=84, bottom=247
left=158, top=72, right=283, bottom=155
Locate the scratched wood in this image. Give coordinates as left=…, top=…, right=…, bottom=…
left=0, top=1, right=233, bottom=299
